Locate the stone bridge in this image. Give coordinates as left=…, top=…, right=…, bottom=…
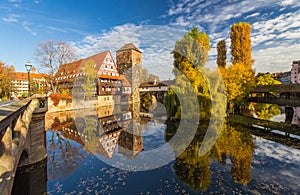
left=0, top=95, right=48, bottom=195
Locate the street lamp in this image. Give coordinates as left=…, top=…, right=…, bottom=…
left=25, top=61, right=32, bottom=97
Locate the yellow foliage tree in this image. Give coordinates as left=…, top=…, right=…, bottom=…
left=81, top=59, right=97, bottom=100
left=220, top=62, right=255, bottom=112
left=230, top=22, right=254, bottom=68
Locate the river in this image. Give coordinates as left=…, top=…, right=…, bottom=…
left=11, top=103, right=300, bottom=194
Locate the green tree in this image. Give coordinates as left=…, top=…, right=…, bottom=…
left=217, top=40, right=227, bottom=68
left=81, top=59, right=97, bottom=100
left=230, top=22, right=254, bottom=68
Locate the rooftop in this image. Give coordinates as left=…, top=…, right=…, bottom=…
left=116, top=43, right=142, bottom=53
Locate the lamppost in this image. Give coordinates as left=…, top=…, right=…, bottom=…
left=25, top=61, right=32, bottom=97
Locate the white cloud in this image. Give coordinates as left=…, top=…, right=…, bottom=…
left=22, top=21, right=37, bottom=36
left=281, top=0, right=300, bottom=7
left=245, top=12, right=260, bottom=19
left=167, top=0, right=279, bottom=31
left=7, top=0, right=21, bottom=2
left=254, top=136, right=300, bottom=164
left=253, top=44, right=300, bottom=73
left=47, top=26, right=67, bottom=33
left=2, top=13, right=21, bottom=23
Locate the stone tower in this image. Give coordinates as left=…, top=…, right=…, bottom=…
left=116, top=43, right=142, bottom=119
left=116, top=43, right=142, bottom=75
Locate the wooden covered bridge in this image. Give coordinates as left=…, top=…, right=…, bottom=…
left=248, top=84, right=300, bottom=106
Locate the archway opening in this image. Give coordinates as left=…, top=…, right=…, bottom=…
left=18, top=150, right=29, bottom=167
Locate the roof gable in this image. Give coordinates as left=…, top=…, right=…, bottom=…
left=97, top=51, right=119, bottom=78
left=55, top=50, right=120, bottom=81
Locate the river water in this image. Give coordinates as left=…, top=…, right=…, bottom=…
left=12, top=104, right=300, bottom=194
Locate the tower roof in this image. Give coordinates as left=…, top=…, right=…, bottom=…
left=117, top=43, right=142, bottom=53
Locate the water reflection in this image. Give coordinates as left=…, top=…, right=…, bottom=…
left=12, top=105, right=300, bottom=194
left=250, top=103, right=300, bottom=126
left=170, top=121, right=255, bottom=192
left=249, top=103, right=281, bottom=120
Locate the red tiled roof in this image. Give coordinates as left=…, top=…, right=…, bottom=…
left=14, top=72, right=49, bottom=81
left=55, top=50, right=120, bottom=82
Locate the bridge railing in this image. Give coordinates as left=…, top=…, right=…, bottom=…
left=0, top=95, right=47, bottom=195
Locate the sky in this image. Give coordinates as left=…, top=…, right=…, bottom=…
left=1, top=0, right=300, bottom=80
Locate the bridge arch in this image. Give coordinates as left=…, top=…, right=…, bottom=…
left=17, top=149, right=30, bottom=167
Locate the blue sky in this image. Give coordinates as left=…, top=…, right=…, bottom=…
left=1, top=0, right=300, bottom=79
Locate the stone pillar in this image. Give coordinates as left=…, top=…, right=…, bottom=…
left=27, top=96, right=48, bottom=165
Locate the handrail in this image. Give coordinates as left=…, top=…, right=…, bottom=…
left=0, top=98, right=32, bottom=136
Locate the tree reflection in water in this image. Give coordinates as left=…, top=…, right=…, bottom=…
left=47, top=115, right=87, bottom=180
left=170, top=120, right=255, bottom=192
left=249, top=103, right=281, bottom=120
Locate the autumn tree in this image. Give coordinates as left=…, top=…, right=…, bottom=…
left=220, top=62, right=255, bottom=113
left=187, top=27, right=211, bottom=51
left=165, top=27, right=210, bottom=119
left=255, top=72, right=281, bottom=85
left=0, top=62, right=16, bottom=99
left=35, top=40, right=77, bottom=93
left=217, top=40, right=227, bottom=68
left=249, top=73, right=281, bottom=120
left=230, top=22, right=254, bottom=68
left=81, top=59, right=97, bottom=100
